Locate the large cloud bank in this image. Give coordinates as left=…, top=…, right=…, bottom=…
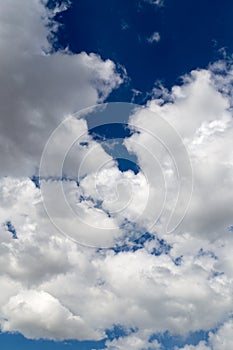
left=0, top=1, right=233, bottom=349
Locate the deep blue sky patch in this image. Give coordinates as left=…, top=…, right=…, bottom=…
left=50, top=0, right=233, bottom=102
left=0, top=333, right=105, bottom=350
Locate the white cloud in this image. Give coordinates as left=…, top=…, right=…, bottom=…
left=2, top=290, right=102, bottom=341
left=0, top=165, right=233, bottom=342
left=176, top=341, right=210, bottom=350
left=147, top=31, right=161, bottom=43
left=104, top=331, right=161, bottom=350
left=0, top=0, right=122, bottom=177
left=125, top=68, right=233, bottom=242
left=209, top=319, right=233, bottom=350
left=177, top=319, right=233, bottom=349
left=1, top=0, right=233, bottom=346
left=0, top=172, right=232, bottom=337
left=144, top=0, right=164, bottom=7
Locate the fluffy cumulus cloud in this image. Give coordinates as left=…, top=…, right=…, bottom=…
left=104, top=330, right=161, bottom=350
left=176, top=319, right=233, bottom=349
left=126, top=68, right=233, bottom=243
left=0, top=0, right=122, bottom=177
left=208, top=319, right=233, bottom=350
left=176, top=342, right=210, bottom=350
left=1, top=0, right=233, bottom=349
left=2, top=290, right=101, bottom=341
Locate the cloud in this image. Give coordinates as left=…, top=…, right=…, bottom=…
left=147, top=31, right=161, bottom=43
left=121, top=19, right=130, bottom=31
left=2, top=290, right=102, bottom=341
left=208, top=319, right=233, bottom=350
left=144, top=0, right=164, bottom=7
left=176, top=319, right=233, bottom=349
left=125, top=68, right=233, bottom=242
left=1, top=0, right=233, bottom=347
left=0, top=0, right=122, bottom=177
left=176, top=342, right=210, bottom=350
left=1, top=63, right=233, bottom=341
left=0, top=174, right=232, bottom=340
left=104, top=330, right=161, bottom=349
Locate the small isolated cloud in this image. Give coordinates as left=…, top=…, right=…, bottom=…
left=131, top=88, right=142, bottom=102
left=147, top=31, right=161, bottom=43
left=145, top=0, right=164, bottom=7
left=121, top=19, right=130, bottom=31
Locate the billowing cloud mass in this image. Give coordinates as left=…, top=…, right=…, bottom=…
left=1, top=1, right=233, bottom=349
left=0, top=0, right=122, bottom=177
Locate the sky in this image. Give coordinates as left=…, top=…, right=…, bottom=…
left=51, top=0, right=233, bottom=101
left=0, top=1, right=233, bottom=350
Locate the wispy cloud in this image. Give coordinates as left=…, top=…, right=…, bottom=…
left=144, top=0, right=164, bottom=7
left=147, top=31, right=161, bottom=43
left=121, top=19, right=130, bottom=31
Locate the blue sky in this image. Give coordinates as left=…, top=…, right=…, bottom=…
left=1, top=0, right=233, bottom=350
left=51, top=0, right=233, bottom=102
left=0, top=328, right=211, bottom=350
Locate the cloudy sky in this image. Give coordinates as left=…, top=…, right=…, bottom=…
left=1, top=0, right=233, bottom=349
